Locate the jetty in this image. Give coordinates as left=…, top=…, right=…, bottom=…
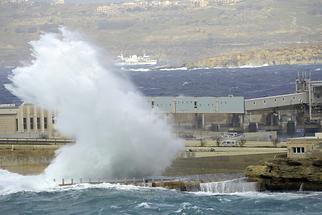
left=56, top=174, right=258, bottom=193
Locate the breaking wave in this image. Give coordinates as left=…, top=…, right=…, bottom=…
left=6, top=27, right=183, bottom=181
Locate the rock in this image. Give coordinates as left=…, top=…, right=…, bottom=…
left=313, top=159, right=322, bottom=167
left=286, top=159, right=302, bottom=166
left=189, top=45, right=322, bottom=68
left=245, top=165, right=270, bottom=178
left=245, top=158, right=322, bottom=191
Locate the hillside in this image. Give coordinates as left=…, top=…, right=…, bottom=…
left=188, top=44, right=322, bottom=68
left=0, top=0, right=321, bottom=67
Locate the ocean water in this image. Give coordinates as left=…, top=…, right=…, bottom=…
left=127, top=64, right=322, bottom=98
left=1, top=64, right=322, bottom=105
left=1, top=183, right=322, bottom=215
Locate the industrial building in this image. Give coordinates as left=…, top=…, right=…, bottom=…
left=243, top=77, right=322, bottom=135
left=0, top=77, right=321, bottom=138
left=0, top=103, right=57, bottom=138
left=146, top=76, right=322, bottom=135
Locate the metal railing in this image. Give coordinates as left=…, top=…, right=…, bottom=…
left=56, top=177, right=165, bottom=187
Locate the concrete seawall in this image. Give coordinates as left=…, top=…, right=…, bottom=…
left=0, top=144, right=285, bottom=176
left=0, top=145, right=58, bottom=174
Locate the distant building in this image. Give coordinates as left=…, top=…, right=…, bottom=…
left=213, top=0, right=241, bottom=5
left=0, top=97, right=244, bottom=138
left=191, top=0, right=209, bottom=8
left=0, top=103, right=58, bottom=138
left=287, top=135, right=322, bottom=159
left=96, top=5, right=113, bottom=14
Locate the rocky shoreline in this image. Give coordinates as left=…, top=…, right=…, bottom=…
left=188, top=45, right=322, bottom=68
left=245, top=157, right=322, bottom=192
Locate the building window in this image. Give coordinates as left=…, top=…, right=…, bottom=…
left=30, top=117, right=34, bottom=130
left=37, top=117, right=40, bottom=129
left=16, top=119, right=18, bottom=131
left=23, top=118, right=27, bottom=130
left=151, top=101, right=154, bottom=108
left=194, top=101, right=197, bottom=108
left=44, top=117, right=48, bottom=129
left=292, top=147, right=305, bottom=154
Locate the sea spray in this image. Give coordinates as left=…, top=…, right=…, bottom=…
left=6, top=28, right=183, bottom=180
left=200, top=178, right=258, bottom=193
left=0, top=169, right=56, bottom=195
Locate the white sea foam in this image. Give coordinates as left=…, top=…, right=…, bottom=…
left=182, top=81, right=190, bottom=86
left=0, top=169, right=157, bottom=195
left=239, top=64, right=269, bottom=68
left=126, top=68, right=151, bottom=72
left=190, top=67, right=210, bottom=71
left=160, top=67, right=188, bottom=71
left=212, top=64, right=270, bottom=69
left=136, top=202, right=151, bottom=209
left=6, top=28, right=183, bottom=182
left=0, top=169, right=56, bottom=195
left=200, top=178, right=258, bottom=193
left=192, top=188, right=321, bottom=200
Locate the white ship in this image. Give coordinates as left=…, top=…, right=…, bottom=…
left=116, top=53, right=158, bottom=67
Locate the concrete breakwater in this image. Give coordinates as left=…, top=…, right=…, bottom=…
left=56, top=177, right=202, bottom=192
left=56, top=174, right=258, bottom=193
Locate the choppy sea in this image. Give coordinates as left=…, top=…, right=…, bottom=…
left=1, top=64, right=322, bottom=214
left=1, top=64, right=322, bottom=105
left=1, top=182, right=322, bottom=215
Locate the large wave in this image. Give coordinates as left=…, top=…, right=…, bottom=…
left=6, top=28, right=183, bottom=181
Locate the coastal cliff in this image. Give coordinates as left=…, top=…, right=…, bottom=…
left=189, top=45, right=322, bottom=68
left=245, top=157, right=322, bottom=191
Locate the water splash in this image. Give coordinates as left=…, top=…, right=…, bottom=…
left=200, top=178, right=258, bottom=193
left=6, top=28, right=183, bottom=180
left=0, top=169, right=55, bottom=195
